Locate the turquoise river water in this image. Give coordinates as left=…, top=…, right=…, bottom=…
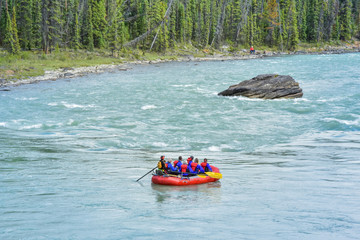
left=1, top=53, right=360, bottom=239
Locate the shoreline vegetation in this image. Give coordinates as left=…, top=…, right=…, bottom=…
left=1, top=41, right=360, bottom=89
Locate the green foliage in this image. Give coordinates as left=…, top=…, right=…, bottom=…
left=3, top=6, right=21, bottom=54
left=0, top=0, right=359, bottom=55
left=90, top=0, right=107, bottom=48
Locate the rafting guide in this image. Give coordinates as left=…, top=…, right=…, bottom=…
left=137, top=155, right=222, bottom=185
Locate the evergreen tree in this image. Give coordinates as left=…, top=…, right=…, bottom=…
left=169, top=1, right=177, bottom=47
left=32, top=0, right=42, bottom=49
left=298, top=0, right=307, bottom=41
left=108, top=1, right=127, bottom=55
left=339, top=0, right=352, bottom=40
left=3, top=3, right=16, bottom=54
left=91, top=0, right=107, bottom=48
left=306, top=0, right=319, bottom=42
left=11, top=6, right=21, bottom=53
left=17, top=0, right=33, bottom=50
left=176, top=1, right=185, bottom=43
left=73, top=12, right=81, bottom=49
left=287, top=0, right=299, bottom=50
left=83, top=2, right=94, bottom=50
left=264, top=0, right=280, bottom=46
left=41, top=0, right=62, bottom=53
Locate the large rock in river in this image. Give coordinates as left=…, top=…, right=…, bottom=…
left=218, top=74, right=303, bottom=99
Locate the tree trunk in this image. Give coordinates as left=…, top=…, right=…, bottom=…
left=126, top=0, right=174, bottom=48
left=235, top=0, right=250, bottom=43
left=211, top=0, right=228, bottom=48
left=42, top=0, right=49, bottom=53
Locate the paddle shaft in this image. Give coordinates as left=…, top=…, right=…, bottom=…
left=136, top=166, right=158, bottom=182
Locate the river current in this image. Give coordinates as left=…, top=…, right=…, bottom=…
left=1, top=53, right=360, bottom=239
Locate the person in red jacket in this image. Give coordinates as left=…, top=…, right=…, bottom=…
left=250, top=46, right=255, bottom=54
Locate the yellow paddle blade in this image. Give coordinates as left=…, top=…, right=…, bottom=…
left=198, top=174, right=207, bottom=178
left=205, top=172, right=222, bottom=179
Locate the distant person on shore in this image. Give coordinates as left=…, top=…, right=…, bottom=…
left=201, top=158, right=212, bottom=172
left=250, top=46, right=255, bottom=54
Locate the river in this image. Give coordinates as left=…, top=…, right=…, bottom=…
left=1, top=53, right=360, bottom=239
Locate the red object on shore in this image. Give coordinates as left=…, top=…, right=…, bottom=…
left=151, top=166, right=221, bottom=186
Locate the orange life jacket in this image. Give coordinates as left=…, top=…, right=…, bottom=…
left=173, top=160, right=179, bottom=167
left=201, top=162, right=207, bottom=169
left=181, top=164, right=188, bottom=173
left=191, top=162, right=197, bottom=171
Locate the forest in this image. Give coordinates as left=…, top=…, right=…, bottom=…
left=0, top=0, right=359, bottom=55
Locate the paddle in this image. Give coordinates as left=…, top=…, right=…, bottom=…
left=136, top=166, right=158, bottom=182
left=198, top=172, right=222, bottom=179
left=204, top=172, right=222, bottom=179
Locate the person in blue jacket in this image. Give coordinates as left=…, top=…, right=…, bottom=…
left=186, top=156, right=197, bottom=174
left=194, top=158, right=205, bottom=173
left=173, top=156, right=183, bottom=172
left=166, top=159, right=178, bottom=172
left=200, top=158, right=212, bottom=172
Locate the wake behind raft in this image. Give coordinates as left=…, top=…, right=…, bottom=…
left=152, top=166, right=222, bottom=186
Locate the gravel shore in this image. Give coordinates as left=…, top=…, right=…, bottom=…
left=1, top=46, right=359, bottom=90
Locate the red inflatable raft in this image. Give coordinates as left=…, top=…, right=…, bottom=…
left=152, top=166, right=221, bottom=186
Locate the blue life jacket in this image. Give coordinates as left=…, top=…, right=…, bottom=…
left=201, top=162, right=212, bottom=172
left=187, top=160, right=196, bottom=173
left=195, top=164, right=205, bottom=173
left=174, top=160, right=182, bottom=171
left=166, top=161, right=178, bottom=172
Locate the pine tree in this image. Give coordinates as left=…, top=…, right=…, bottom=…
left=185, top=0, right=197, bottom=43
left=17, top=0, right=33, bottom=50
left=297, top=0, right=307, bottom=41
left=4, top=3, right=16, bottom=54
left=198, top=0, right=211, bottom=47
left=287, top=0, right=298, bottom=50
left=3, top=1, right=20, bottom=54
left=332, top=15, right=341, bottom=40
left=107, top=1, right=127, bottom=56
left=41, top=0, right=62, bottom=53
left=73, top=12, right=81, bottom=50
left=32, top=0, right=42, bottom=49
left=306, top=0, right=319, bottom=42
left=265, top=0, right=280, bottom=46
left=83, top=2, right=94, bottom=50
left=136, top=0, right=148, bottom=38
left=11, top=6, right=21, bottom=53
left=339, top=0, right=352, bottom=40
left=169, top=1, right=177, bottom=47
left=176, top=2, right=185, bottom=43
left=91, top=0, right=107, bottom=48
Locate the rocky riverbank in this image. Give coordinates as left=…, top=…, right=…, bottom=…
left=1, top=44, right=359, bottom=90
left=0, top=53, right=265, bottom=89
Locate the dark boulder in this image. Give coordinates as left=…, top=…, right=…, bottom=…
left=218, top=74, right=303, bottom=99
